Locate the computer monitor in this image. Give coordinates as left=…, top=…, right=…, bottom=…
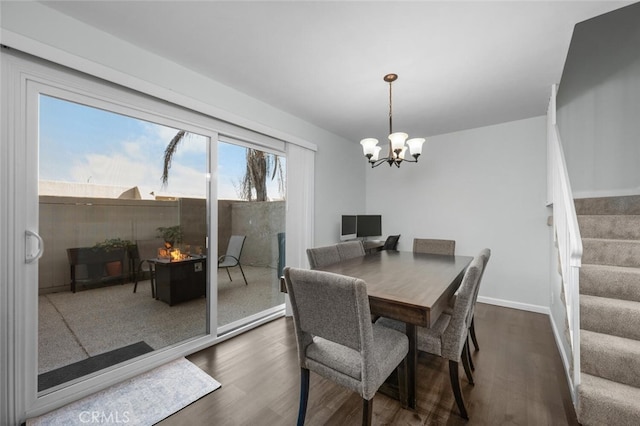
left=340, top=215, right=357, bottom=241
left=356, top=215, right=382, bottom=238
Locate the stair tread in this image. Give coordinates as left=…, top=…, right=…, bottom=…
left=579, top=373, right=640, bottom=426
left=581, top=263, right=640, bottom=273
left=582, top=237, right=640, bottom=243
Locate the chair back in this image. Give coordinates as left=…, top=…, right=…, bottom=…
left=284, top=267, right=373, bottom=356
left=226, top=235, right=246, bottom=259
left=413, top=238, right=456, bottom=255
left=336, top=241, right=365, bottom=261
left=441, top=255, right=484, bottom=360
left=306, top=245, right=341, bottom=269
left=135, top=238, right=164, bottom=271
left=382, top=235, right=400, bottom=250
left=219, top=235, right=246, bottom=268
left=468, top=248, right=491, bottom=325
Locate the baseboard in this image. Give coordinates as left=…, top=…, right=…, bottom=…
left=477, top=296, right=550, bottom=315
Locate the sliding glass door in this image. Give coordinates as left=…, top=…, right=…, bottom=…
left=216, top=140, right=286, bottom=333
left=2, top=49, right=314, bottom=424
left=37, top=94, right=211, bottom=392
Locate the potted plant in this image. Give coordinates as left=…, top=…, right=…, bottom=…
left=93, top=238, right=133, bottom=277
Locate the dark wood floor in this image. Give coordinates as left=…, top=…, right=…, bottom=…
left=159, top=303, right=579, bottom=425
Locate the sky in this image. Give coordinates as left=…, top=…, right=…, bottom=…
left=38, top=95, right=284, bottom=200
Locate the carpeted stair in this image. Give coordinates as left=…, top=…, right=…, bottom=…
left=575, top=195, right=640, bottom=425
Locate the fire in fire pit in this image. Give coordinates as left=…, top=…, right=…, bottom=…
left=158, top=242, right=190, bottom=262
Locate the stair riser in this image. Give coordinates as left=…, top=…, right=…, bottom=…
left=582, top=239, right=640, bottom=268
left=581, top=345, right=640, bottom=389
left=580, top=266, right=640, bottom=303
left=578, top=215, right=640, bottom=240
left=581, top=300, right=640, bottom=341
left=575, top=195, right=640, bottom=215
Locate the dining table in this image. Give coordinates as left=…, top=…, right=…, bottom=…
left=316, top=250, right=473, bottom=409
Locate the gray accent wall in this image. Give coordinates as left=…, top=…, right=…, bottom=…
left=556, top=2, right=640, bottom=197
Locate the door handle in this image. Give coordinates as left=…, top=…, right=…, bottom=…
left=25, top=230, right=44, bottom=263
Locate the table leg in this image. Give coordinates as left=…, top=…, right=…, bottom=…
left=405, top=323, right=417, bottom=409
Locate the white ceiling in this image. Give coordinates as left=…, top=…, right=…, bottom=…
left=42, top=1, right=632, bottom=143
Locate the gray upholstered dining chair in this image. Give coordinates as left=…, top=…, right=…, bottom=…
left=468, top=248, right=491, bottom=352
left=413, top=238, right=456, bottom=256
left=376, top=255, right=484, bottom=420
left=306, top=245, right=341, bottom=269
left=218, top=235, right=248, bottom=285
left=284, top=267, right=409, bottom=426
left=444, top=248, right=491, bottom=372
left=336, top=240, right=366, bottom=260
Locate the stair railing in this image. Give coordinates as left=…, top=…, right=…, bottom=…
left=548, top=84, right=583, bottom=402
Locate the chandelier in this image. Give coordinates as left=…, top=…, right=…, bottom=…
left=360, top=74, right=425, bottom=168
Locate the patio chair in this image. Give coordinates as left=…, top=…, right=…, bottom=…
left=133, top=238, right=165, bottom=297
left=218, top=235, right=248, bottom=285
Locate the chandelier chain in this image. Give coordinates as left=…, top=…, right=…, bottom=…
left=388, top=79, right=393, bottom=135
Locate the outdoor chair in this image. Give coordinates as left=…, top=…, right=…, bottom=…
left=218, top=235, right=248, bottom=285
left=133, top=238, right=165, bottom=297
left=284, top=267, right=409, bottom=426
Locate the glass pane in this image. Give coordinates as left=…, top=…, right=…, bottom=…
left=217, top=141, right=286, bottom=329
left=37, top=94, right=209, bottom=392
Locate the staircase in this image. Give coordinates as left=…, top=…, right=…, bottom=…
left=575, top=195, right=640, bottom=425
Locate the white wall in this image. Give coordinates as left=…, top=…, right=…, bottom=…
left=0, top=1, right=365, bottom=249
left=365, top=116, right=551, bottom=310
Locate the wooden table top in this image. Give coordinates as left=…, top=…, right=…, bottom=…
left=317, top=250, right=473, bottom=327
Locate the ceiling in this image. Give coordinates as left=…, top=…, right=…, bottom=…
left=42, top=1, right=632, bottom=143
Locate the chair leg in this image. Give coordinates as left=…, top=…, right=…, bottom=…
left=461, top=340, right=474, bottom=385
left=470, top=316, right=480, bottom=351
left=362, top=398, right=373, bottom=426
left=397, top=354, right=409, bottom=408
left=297, top=368, right=310, bottom=426
left=150, top=269, right=156, bottom=299
left=449, top=360, right=469, bottom=420
left=238, top=263, right=248, bottom=285
left=226, top=267, right=232, bottom=281
left=466, top=335, right=475, bottom=371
